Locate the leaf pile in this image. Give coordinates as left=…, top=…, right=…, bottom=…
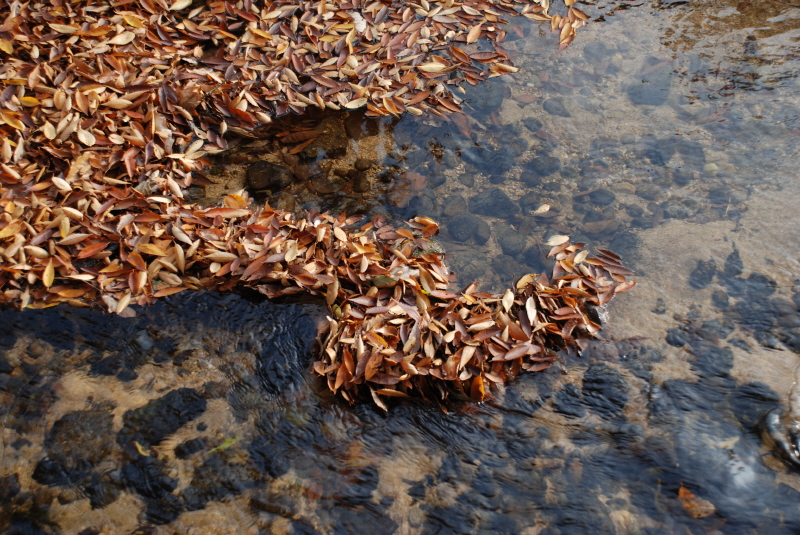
left=0, top=178, right=635, bottom=406
left=315, top=230, right=635, bottom=407
left=0, top=0, right=631, bottom=408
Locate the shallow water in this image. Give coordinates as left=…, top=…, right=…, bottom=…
left=5, top=1, right=800, bottom=533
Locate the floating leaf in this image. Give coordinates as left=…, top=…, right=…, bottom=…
left=546, top=234, right=570, bottom=246
left=678, top=486, right=716, bottom=519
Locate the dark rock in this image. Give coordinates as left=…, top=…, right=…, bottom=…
left=353, top=173, right=371, bottom=193
left=519, top=171, right=542, bottom=188
left=626, top=204, right=644, bottom=217
left=736, top=299, right=776, bottom=332
left=689, top=341, right=733, bottom=378
left=183, top=454, right=252, bottom=511
left=474, top=219, right=491, bottom=245
left=665, top=329, right=687, bottom=347
left=119, top=388, right=207, bottom=448
left=635, top=183, right=662, bottom=201
left=447, top=214, right=491, bottom=244
left=689, top=259, right=716, bottom=289
left=0, top=473, right=20, bottom=503
left=427, top=164, right=448, bottom=188
left=698, top=318, right=735, bottom=341
left=712, top=290, right=730, bottom=310
left=522, top=117, right=543, bottom=133
left=248, top=435, right=290, bottom=478
left=652, top=298, right=667, bottom=314
left=254, top=312, right=320, bottom=397
left=519, top=192, right=542, bottom=211
left=729, top=381, right=781, bottom=431
left=122, top=455, right=177, bottom=500
left=627, top=67, right=672, bottom=106
left=144, top=494, right=184, bottom=525
left=495, top=224, right=527, bottom=256
left=663, top=201, right=696, bottom=219
left=582, top=363, right=629, bottom=419
left=469, top=188, right=519, bottom=218
left=528, top=155, right=562, bottom=178
left=473, top=466, right=497, bottom=498
left=45, top=408, right=115, bottom=468
left=460, top=146, right=514, bottom=177
left=0, top=354, right=12, bottom=374
left=457, top=172, right=475, bottom=187
left=354, top=158, right=374, bottom=171
left=175, top=438, right=206, bottom=459
left=612, top=422, right=645, bottom=447
left=588, top=189, right=616, bottom=206
left=406, top=195, right=435, bottom=215
left=442, top=195, right=467, bottom=217
left=32, top=457, right=75, bottom=487
left=447, top=213, right=481, bottom=242
left=755, top=330, right=782, bottom=349
left=663, top=379, right=708, bottom=412
left=746, top=272, right=777, bottom=298
left=673, top=170, right=694, bottom=186
left=85, top=472, right=120, bottom=509
left=543, top=98, right=571, bottom=117
left=553, top=383, right=585, bottom=418
left=246, top=161, right=294, bottom=191
left=508, top=137, right=530, bottom=158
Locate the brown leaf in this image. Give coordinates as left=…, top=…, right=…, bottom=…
left=678, top=486, right=715, bottom=519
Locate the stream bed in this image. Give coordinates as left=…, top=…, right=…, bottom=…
left=4, top=1, right=800, bottom=533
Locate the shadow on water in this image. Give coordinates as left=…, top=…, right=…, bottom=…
left=5, top=0, right=800, bottom=532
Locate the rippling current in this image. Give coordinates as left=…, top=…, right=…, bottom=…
left=4, top=1, right=800, bottom=533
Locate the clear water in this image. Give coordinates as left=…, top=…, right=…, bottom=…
left=4, top=1, right=800, bottom=533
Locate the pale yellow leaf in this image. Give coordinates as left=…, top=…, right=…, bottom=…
left=49, top=24, right=78, bottom=34
left=545, top=234, right=569, bottom=246
left=108, top=32, right=136, bottom=45
left=43, top=259, right=54, bottom=287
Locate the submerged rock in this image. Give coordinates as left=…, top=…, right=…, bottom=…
left=689, top=259, right=716, bottom=289
left=247, top=161, right=294, bottom=191
left=118, top=388, right=207, bottom=448
left=469, top=188, right=520, bottom=218
left=543, top=98, right=571, bottom=117
left=528, top=155, right=562, bottom=178
left=582, top=364, right=629, bottom=419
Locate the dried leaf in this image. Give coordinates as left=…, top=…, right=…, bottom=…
left=43, top=259, right=54, bottom=288
left=466, top=24, right=482, bottom=43
left=546, top=234, right=570, bottom=246
left=108, top=32, right=136, bottom=45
